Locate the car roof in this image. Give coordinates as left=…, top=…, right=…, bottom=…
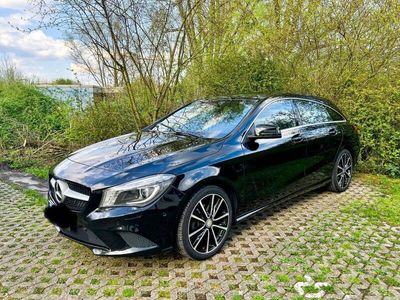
left=204, top=93, right=341, bottom=112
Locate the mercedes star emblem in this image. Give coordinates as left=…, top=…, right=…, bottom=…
left=54, top=180, right=65, bottom=202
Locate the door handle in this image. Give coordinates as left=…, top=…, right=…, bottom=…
left=328, top=128, right=338, bottom=136
left=291, top=134, right=304, bottom=144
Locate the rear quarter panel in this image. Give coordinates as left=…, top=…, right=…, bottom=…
left=339, top=123, right=360, bottom=164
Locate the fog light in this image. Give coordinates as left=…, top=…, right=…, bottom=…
left=92, top=248, right=106, bottom=255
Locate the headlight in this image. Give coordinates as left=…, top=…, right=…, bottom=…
left=100, top=174, right=175, bottom=208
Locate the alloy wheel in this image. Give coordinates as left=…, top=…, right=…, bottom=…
left=337, top=152, right=352, bottom=189
left=188, top=194, right=230, bottom=254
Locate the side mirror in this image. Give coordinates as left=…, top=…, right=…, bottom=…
left=249, top=124, right=282, bottom=140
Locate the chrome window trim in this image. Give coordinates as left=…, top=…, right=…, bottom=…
left=280, top=120, right=347, bottom=133
left=241, top=97, right=347, bottom=143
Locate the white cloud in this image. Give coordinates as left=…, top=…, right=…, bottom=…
left=0, top=29, right=70, bottom=58
left=0, top=0, right=33, bottom=10
left=0, top=12, right=70, bottom=59
left=0, top=8, right=93, bottom=83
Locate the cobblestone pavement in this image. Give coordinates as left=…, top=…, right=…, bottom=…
left=0, top=178, right=399, bottom=299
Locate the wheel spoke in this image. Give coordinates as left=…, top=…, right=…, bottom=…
left=212, top=198, right=223, bottom=218
left=206, top=229, right=210, bottom=253
left=340, top=155, right=345, bottom=167
left=209, top=195, right=215, bottom=217
left=189, top=225, right=205, bottom=238
left=199, top=201, right=209, bottom=218
left=193, top=229, right=207, bottom=250
left=211, top=227, right=218, bottom=246
left=212, top=224, right=227, bottom=231
left=213, top=212, right=229, bottom=222
left=191, top=214, right=206, bottom=223
left=338, top=175, right=344, bottom=187
left=343, top=175, right=348, bottom=187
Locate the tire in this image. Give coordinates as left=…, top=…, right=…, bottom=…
left=177, top=185, right=233, bottom=260
left=329, top=149, right=353, bottom=192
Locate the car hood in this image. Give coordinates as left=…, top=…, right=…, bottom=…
left=53, top=131, right=221, bottom=189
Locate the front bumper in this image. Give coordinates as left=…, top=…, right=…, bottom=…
left=54, top=224, right=159, bottom=256
left=45, top=188, right=181, bottom=256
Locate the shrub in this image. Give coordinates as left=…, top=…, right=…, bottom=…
left=66, top=96, right=137, bottom=145
left=0, top=81, right=70, bottom=149
left=180, top=52, right=285, bottom=99
left=338, top=86, right=400, bottom=177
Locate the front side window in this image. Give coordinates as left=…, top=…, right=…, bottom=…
left=254, top=100, right=297, bottom=130
left=152, top=99, right=256, bottom=139
left=295, top=100, right=331, bottom=125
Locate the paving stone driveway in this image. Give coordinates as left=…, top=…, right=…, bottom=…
left=0, top=178, right=399, bottom=299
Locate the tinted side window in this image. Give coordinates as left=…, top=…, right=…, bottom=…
left=295, top=100, right=331, bottom=125
left=326, top=106, right=345, bottom=121
left=254, top=100, right=297, bottom=130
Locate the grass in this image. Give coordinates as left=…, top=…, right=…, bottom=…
left=51, top=288, right=62, bottom=295
left=276, top=274, right=290, bottom=283
left=303, top=285, right=319, bottom=294
left=103, top=288, right=117, bottom=297
left=22, top=189, right=47, bottom=207
left=158, top=290, right=171, bottom=298
left=24, top=166, right=49, bottom=180
left=122, top=288, right=135, bottom=297
left=69, top=288, right=80, bottom=296
left=0, top=149, right=52, bottom=179
left=87, top=288, right=97, bottom=296
left=344, top=174, right=400, bottom=226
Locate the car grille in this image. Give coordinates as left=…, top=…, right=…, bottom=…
left=63, top=196, right=88, bottom=212
left=49, top=177, right=91, bottom=213
left=66, top=180, right=91, bottom=196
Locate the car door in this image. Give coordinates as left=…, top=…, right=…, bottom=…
left=238, top=99, right=308, bottom=215
left=293, top=99, right=343, bottom=186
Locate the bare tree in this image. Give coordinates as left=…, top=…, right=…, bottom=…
left=32, top=0, right=258, bottom=130
left=69, top=40, right=121, bottom=87
left=32, top=1, right=199, bottom=130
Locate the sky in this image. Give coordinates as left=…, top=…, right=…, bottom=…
left=0, top=0, right=92, bottom=83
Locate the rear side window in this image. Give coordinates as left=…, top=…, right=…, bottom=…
left=295, top=100, right=331, bottom=125
left=326, top=106, right=345, bottom=121
left=255, top=100, right=297, bottom=130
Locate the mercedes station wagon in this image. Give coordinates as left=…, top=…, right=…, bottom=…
left=45, top=94, right=359, bottom=260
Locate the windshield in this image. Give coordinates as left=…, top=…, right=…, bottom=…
left=151, top=99, right=256, bottom=139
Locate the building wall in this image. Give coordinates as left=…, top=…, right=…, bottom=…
left=36, top=85, right=102, bottom=108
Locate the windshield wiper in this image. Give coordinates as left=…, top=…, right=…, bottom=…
left=174, top=131, right=204, bottom=139
left=149, top=123, right=205, bottom=139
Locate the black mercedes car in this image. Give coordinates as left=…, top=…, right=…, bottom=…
left=45, top=94, right=359, bottom=260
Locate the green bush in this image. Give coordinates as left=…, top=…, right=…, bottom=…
left=66, top=96, right=136, bottom=145
left=338, top=86, right=400, bottom=177
left=181, top=52, right=285, bottom=99
left=0, top=81, right=70, bottom=148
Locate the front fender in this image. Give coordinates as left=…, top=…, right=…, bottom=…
left=176, top=166, right=239, bottom=220
left=178, top=166, right=220, bottom=191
